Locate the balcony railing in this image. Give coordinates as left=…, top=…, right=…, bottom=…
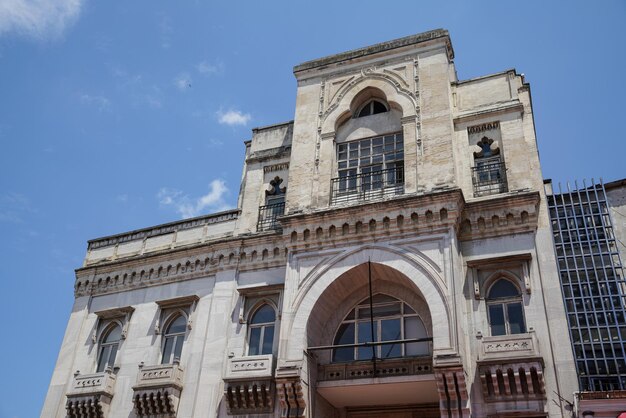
left=318, top=356, right=432, bottom=381
left=257, top=202, right=285, bottom=232
left=66, top=369, right=116, bottom=418
left=331, top=166, right=404, bottom=205
left=472, top=158, right=507, bottom=197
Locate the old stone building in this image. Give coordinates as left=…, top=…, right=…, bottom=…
left=43, top=29, right=582, bottom=417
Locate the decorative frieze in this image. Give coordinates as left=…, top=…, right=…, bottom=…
left=75, top=239, right=288, bottom=297
left=479, top=360, right=545, bottom=402
left=478, top=332, right=539, bottom=362
left=468, top=121, right=500, bottom=134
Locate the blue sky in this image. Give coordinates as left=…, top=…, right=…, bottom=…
left=0, top=1, right=625, bottom=416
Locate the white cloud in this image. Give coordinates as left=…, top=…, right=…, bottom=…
left=0, top=0, right=84, bottom=40
left=217, top=109, right=251, bottom=126
left=158, top=179, right=230, bottom=219
left=196, top=60, right=223, bottom=75
left=174, top=72, right=192, bottom=91
left=80, top=94, right=110, bottom=111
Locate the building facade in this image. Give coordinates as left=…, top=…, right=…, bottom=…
left=546, top=179, right=626, bottom=417
left=43, top=29, right=581, bottom=418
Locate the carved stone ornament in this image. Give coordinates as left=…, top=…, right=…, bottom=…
left=266, top=176, right=286, bottom=196
left=473, top=136, right=500, bottom=159
left=276, top=377, right=305, bottom=418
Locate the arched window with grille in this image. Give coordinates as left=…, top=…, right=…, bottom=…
left=161, top=313, right=187, bottom=364
left=247, top=304, right=276, bottom=356
left=486, top=279, right=526, bottom=336
left=96, top=323, right=122, bottom=372
left=332, top=294, right=429, bottom=363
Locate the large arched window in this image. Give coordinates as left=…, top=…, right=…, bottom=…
left=487, top=279, right=526, bottom=336
left=332, top=294, right=429, bottom=362
left=161, top=314, right=187, bottom=364
left=96, top=324, right=122, bottom=372
left=247, top=304, right=276, bottom=356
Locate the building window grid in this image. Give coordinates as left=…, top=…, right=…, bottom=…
left=331, top=133, right=404, bottom=205
left=548, top=181, right=626, bottom=391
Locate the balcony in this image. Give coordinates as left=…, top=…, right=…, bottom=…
left=472, top=158, right=507, bottom=197
left=330, top=166, right=404, bottom=206
left=132, top=362, right=183, bottom=418
left=223, top=354, right=275, bottom=414
left=65, top=369, right=116, bottom=418
left=257, top=202, right=285, bottom=231
left=476, top=332, right=545, bottom=403
left=477, top=332, right=540, bottom=363
left=316, top=357, right=438, bottom=409
left=318, top=356, right=432, bottom=381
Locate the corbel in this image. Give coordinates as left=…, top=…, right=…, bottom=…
left=238, top=294, right=246, bottom=324
left=471, top=269, right=480, bottom=299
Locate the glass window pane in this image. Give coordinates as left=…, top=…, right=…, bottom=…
left=248, top=327, right=262, bottom=356
left=507, top=303, right=526, bottom=334
left=380, top=319, right=401, bottom=358
left=97, top=346, right=110, bottom=372
left=106, top=344, right=118, bottom=369
left=489, top=305, right=506, bottom=336
left=251, top=305, right=276, bottom=324
left=358, top=322, right=376, bottom=360
left=173, top=335, right=184, bottom=361
left=405, top=316, right=429, bottom=356
left=167, top=315, right=187, bottom=334
left=333, top=323, right=355, bottom=362
left=104, top=325, right=122, bottom=343
left=162, top=337, right=174, bottom=364
left=262, top=325, right=275, bottom=355
left=488, top=280, right=520, bottom=299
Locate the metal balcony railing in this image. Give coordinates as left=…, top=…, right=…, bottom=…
left=257, top=202, right=285, bottom=232
left=471, top=158, right=507, bottom=197
left=331, top=166, right=404, bottom=205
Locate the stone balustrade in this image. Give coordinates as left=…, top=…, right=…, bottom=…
left=477, top=331, right=540, bottom=362
left=132, top=363, right=184, bottom=418
left=223, top=355, right=276, bottom=414
left=66, top=370, right=116, bottom=418
left=318, top=356, right=433, bottom=381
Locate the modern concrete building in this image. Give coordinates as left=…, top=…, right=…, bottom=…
left=545, top=179, right=626, bottom=417
left=43, top=29, right=583, bottom=418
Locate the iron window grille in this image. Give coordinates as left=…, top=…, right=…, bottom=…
left=257, top=201, right=285, bottom=232
left=332, top=133, right=404, bottom=205
left=471, top=157, right=508, bottom=197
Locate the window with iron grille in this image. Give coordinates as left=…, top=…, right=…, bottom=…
left=332, top=133, right=404, bottom=204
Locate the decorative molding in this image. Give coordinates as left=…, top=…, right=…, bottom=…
left=263, top=162, right=289, bottom=173
left=154, top=295, right=199, bottom=334
left=87, top=210, right=239, bottom=250
left=468, top=121, right=500, bottom=134
left=276, top=377, right=305, bottom=418
left=75, top=239, right=288, bottom=298
left=92, top=306, right=134, bottom=342
left=478, top=360, right=545, bottom=402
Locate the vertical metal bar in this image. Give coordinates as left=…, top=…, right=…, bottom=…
left=368, top=259, right=377, bottom=375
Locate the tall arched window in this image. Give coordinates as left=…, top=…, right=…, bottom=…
left=96, top=324, right=122, bottom=372
left=247, top=304, right=276, bottom=356
left=161, top=314, right=187, bottom=364
left=487, top=279, right=526, bottom=336
left=332, top=294, right=429, bottom=362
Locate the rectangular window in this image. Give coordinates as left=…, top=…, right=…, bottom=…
left=332, top=133, right=404, bottom=204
